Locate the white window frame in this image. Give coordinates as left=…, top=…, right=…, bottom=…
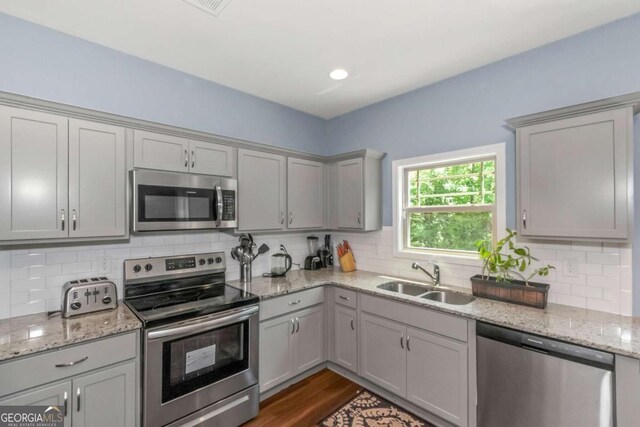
left=392, top=143, right=506, bottom=266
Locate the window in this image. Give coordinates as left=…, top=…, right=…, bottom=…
left=393, top=144, right=505, bottom=262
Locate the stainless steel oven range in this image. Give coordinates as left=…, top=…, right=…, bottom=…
left=123, top=252, right=259, bottom=427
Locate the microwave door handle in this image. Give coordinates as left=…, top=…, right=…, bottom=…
left=215, top=185, right=223, bottom=227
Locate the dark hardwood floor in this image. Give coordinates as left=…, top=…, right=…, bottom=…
left=243, top=369, right=361, bottom=427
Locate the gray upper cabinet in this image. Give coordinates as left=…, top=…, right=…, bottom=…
left=188, top=140, right=235, bottom=177
left=0, top=106, right=69, bottom=240
left=327, top=151, right=384, bottom=231
left=134, top=130, right=235, bottom=177
left=133, top=130, right=189, bottom=173
left=69, top=119, right=126, bottom=238
left=516, top=106, right=632, bottom=240
left=238, top=149, right=286, bottom=231
left=287, top=157, right=324, bottom=229
left=337, top=158, right=364, bottom=229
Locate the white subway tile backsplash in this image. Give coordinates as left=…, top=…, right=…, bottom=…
left=12, top=253, right=46, bottom=268
left=46, top=251, right=78, bottom=265
left=333, top=226, right=633, bottom=317
left=29, top=264, right=62, bottom=278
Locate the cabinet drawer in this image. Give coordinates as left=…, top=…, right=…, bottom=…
left=334, top=287, right=357, bottom=308
left=260, top=287, right=324, bottom=321
left=361, top=294, right=467, bottom=342
left=0, top=332, right=137, bottom=397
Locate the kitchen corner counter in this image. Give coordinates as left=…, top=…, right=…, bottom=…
left=0, top=303, right=141, bottom=362
left=230, top=268, right=640, bottom=359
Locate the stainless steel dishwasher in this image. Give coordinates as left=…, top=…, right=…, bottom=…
left=477, top=322, right=614, bottom=427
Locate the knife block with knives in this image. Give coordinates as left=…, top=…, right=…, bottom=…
left=337, top=240, right=356, bottom=272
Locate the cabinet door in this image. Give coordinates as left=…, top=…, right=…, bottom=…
left=73, top=361, right=136, bottom=427
left=337, top=158, right=364, bottom=229
left=518, top=107, right=631, bottom=239
left=359, top=313, right=406, bottom=397
left=334, top=305, right=357, bottom=372
left=287, top=157, right=324, bottom=229
left=68, top=119, right=126, bottom=238
left=0, top=106, right=68, bottom=240
left=293, top=305, right=324, bottom=375
left=133, top=130, right=189, bottom=173
left=259, top=314, right=295, bottom=392
left=188, top=140, right=234, bottom=176
left=237, top=149, right=286, bottom=231
left=406, top=327, right=468, bottom=427
left=0, top=381, right=72, bottom=427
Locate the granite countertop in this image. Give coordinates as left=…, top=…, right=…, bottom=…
left=230, top=268, right=640, bottom=359
left=0, top=303, right=142, bottom=362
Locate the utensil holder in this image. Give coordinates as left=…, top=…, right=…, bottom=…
left=338, top=251, right=356, bottom=272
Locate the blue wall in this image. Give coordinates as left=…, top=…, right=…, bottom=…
left=0, top=13, right=328, bottom=154
left=326, top=12, right=640, bottom=227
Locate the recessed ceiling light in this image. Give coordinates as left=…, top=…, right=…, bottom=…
left=329, top=69, right=349, bottom=80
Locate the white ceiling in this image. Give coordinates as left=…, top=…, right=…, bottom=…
left=1, top=0, right=639, bottom=119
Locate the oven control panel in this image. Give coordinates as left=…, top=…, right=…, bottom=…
left=124, top=252, right=226, bottom=282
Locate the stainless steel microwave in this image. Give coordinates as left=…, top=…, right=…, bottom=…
left=132, top=169, right=237, bottom=232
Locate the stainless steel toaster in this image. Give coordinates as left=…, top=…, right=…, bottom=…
left=61, top=277, right=118, bottom=318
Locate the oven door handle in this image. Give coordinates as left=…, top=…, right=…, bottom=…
left=147, top=305, right=258, bottom=340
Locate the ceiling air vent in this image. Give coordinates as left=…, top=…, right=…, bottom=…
left=182, top=0, right=232, bottom=17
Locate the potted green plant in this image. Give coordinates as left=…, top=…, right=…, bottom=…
left=471, top=229, right=555, bottom=309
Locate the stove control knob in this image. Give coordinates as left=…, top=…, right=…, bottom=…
left=133, top=264, right=141, bottom=273
left=70, top=301, right=82, bottom=310
left=199, top=258, right=206, bottom=266
left=207, top=258, right=214, bottom=265
left=102, top=295, right=113, bottom=304
left=145, top=263, right=153, bottom=272
left=215, top=257, right=223, bottom=264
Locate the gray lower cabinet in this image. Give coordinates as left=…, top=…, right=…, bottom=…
left=516, top=106, right=632, bottom=240
left=0, top=107, right=127, bottom=242
left=615, top=355, right=640, bottom=427
left=0, top=332, right=139, bottom=427
left=359, top=313, right=407, bottom=396
left=0, top=382, right=72, bottom=427
left=287, top=157, right=324, bottom=229
left=238, top=149, right=286, bottom=231
left=406, top=327, right=468, bottom=426
left=259, top=304, right=324, bottom=392
left=333, top=305, right=357, bottom=372
left=73, top=362, right=136, bottom=427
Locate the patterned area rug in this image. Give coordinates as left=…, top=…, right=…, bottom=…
left=318, top=390, right=432, bottom=427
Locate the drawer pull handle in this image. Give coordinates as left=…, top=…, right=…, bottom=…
left=339, top=295, right=350, bottom=301
left=55, top=356, right=88, bottom=368
left=76, top=388, right=81, bottom=412
left=351, top=319, right=355, bottom=330
left=288, top=299, right=301, bottom=305
left=63, top=392, right=68, bottom=416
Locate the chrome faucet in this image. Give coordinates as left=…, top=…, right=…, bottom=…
left=412, top=262, right=440, bottom=286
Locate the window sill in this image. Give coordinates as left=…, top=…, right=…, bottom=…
left=393, top=247, right=483, bottom=268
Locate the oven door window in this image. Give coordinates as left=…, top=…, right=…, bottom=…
left=138, top=185, right=214, bottom=222
left=162, top=320, right=249, bottom=403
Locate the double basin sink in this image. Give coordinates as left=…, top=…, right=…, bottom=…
left=377, top=281, right=475, bottom=305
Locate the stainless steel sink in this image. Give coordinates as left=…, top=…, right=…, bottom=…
left=421, top=291, right=476, bottom=305
left=377, top=281, right=432, bottom=296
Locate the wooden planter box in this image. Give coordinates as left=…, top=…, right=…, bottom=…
left=470, top=274, right=550, bottom=309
